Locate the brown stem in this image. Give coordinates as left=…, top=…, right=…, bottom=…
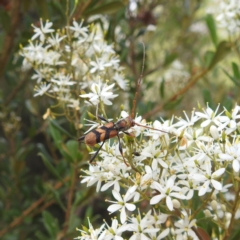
left=4, top=74, right=29, bottom=106
left=143, top=68, right=209, bottom=119
left=0, top=0, right=21, bottom=79
left=33, top=200, right=56, bottom=216
left=62, top=166, right=77, bottom=235
left=0, top=176, right=70, bottom=237
left=0, top=197, right=45, bottom=236
left=223, top=186, right=240, bottom=240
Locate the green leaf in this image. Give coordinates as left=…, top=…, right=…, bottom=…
left=202, top=89, right=213, bottom=108
left=204, top=50, right=215, bottom=68
left=42, top=211, right=60, bottom=238
left=65, top=139, right=82, bottom=162
left=230, top=226, right=240, bottom=240
left=208, top=41, right=232, bottom=70
left=85, top=1, right=125, bottom=16
left=49, top=121, right=62, bottom=148
left=37, top=143, right=62, bottom=181
left=222, top=68, right=240, bottom=86
left=163, top=53, right=178, bottom=67
left=232, top=62, right=240, bottom=79
left=205, top=14, right=218, bottom=47
left=50, top=120, right=75, bottom=139
left=51, top=0, right=65, bottom=17
left=222, top=96, right=233, bottom=111
left=51, top=188, right=66, bottom=211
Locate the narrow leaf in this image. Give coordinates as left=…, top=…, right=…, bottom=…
left=49, top=121, right=62, bottom=148
left=208, top=41, right=232, bottom=70
left=232, top=62, right=240, bottom=79
left=222, top=68, right=240, bottom=86
left=202, top=89, right=213, bottom=108
left=42, top=211, right=59, bottom=238
left=51, top=189, right=66, bottom=211
left=65, top=139, right=82, bottom=162
left=50, top=120, right=75, bottom=139
left=37, top=144, right=62, bottom=181
left=205, top=14, right=218, bottom=47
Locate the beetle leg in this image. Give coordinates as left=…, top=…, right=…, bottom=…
left=98, top=115, right=109, bottom=123
left=123, top=131, right=135, bottom=137
left=89, top=141, right=105, bottom=163
left=78, top=135, right=85, bottom=142
left=117, top=134, right=129, bottom=166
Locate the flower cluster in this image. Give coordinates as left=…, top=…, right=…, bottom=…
left=207, top=0, right=240, bottom=35
left=20, top=19, right=126, bottom=115
left=161, top=60, right=190, bottom=94
left=78, top=104, right=240, bottom=239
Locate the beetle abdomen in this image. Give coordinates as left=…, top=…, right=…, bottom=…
left=84, top=122, right=118, bottom=146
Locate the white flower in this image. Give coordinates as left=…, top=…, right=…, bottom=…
left=107, top=186, right=137, bottom=224
left=31, top=19, right=54, bottom=42
left=51, top=74, right=76, bottom=86
left=141, top=141, right=168, bottom=168
left=20, top=41, right=46, bottom=64
left=81, top=165, right=106, bottom=192
left=174, top=212, right=197, bottom=239
left=127, top=210, right=159, bottom=240
left=105, top=219, right=128, bottom=240
left=90, top=57, right=111, bottom=73
left=80, top=81, right=118, bottom=105
left=179, top=179, right=196, bottom=200
left=47, top=33, right=66, bottom=48
left=191, top=162, right=225, bottom=196
left=150, top=176, right=186, bottom=211
left=195, top=104, right=228, bottom=128
left=75, top=219, right=106, bottom=240
left=144, top=120, right=171, bottom=140
left=31, top=68, right=50, bottom=83
left=215, top=0, right=240, bottom=34
left=219, top=142, right=240, bottom=172
left=108, top=56, right=120, bottom=68
left=113, top=72, right=127, bottom=90
left=140, top=159, right=160, bottom=188
left=174, top=110, right=200, bottom=130
left=34, top=83, right=51, bottom=97
left=69, top=20, right=88, bottom=38
left=224, top=105, right=240, bottom=134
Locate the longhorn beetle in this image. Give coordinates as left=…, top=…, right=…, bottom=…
left=78, top=43, right=170, bottom=165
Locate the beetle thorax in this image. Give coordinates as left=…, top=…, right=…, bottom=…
left=115, top=116, right=135, bottom=132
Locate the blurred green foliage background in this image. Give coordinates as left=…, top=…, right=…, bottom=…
left=0, top=0, right=240, bottom=239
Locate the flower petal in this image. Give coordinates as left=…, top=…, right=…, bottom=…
left=166, top=196, right=173, bottom=211
left=150, top=194, right=164, bottom=205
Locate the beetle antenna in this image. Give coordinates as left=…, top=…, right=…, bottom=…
left=131, top=42, right=146, bottom=119
left=134, top=122, right=175, bottom=135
